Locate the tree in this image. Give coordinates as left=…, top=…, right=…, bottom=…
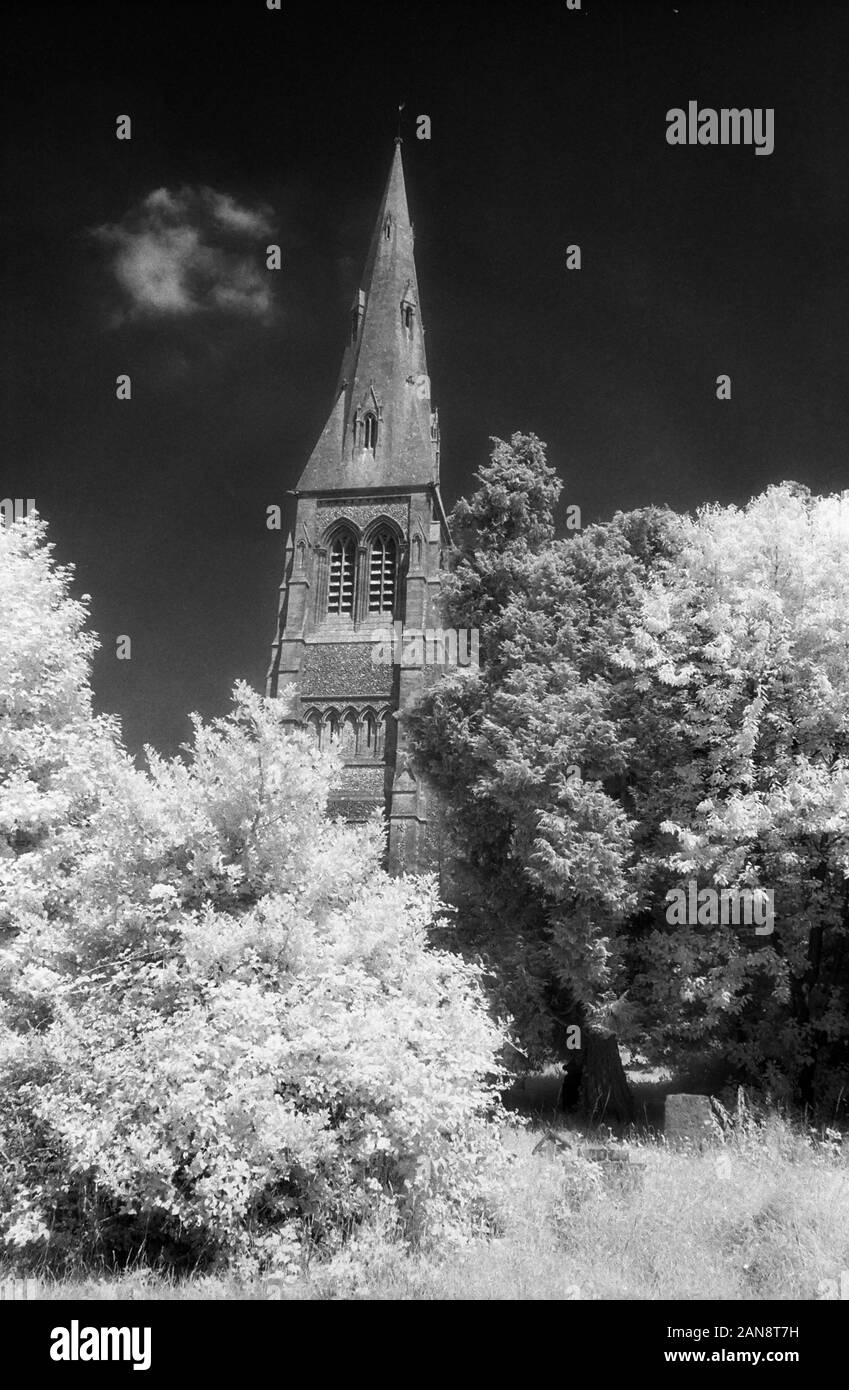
left=0, top=514, right=507, bottom=1272
left=615, top=484, right=849, bottom=1110
left=408, top=436, right=671, bottom=1119
left=0, top=511, right=119, bottom=862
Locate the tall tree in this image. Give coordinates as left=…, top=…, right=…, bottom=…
left=408, top=436, right=674, bottom=1118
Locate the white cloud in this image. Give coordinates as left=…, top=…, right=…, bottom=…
left=201, top=187, right=273, bottom=236
left=93, top=186, right=276, bottom=321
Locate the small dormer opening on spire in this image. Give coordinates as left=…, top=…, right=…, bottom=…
left=350, top=288, right=365, bottom=344
left=363, top=411, right=378, bottom=451
left=401, top=281, right=416, bottom=337
left=384, top=213, right=392, bottom=239
left=431, top=409, right=440, bottom=471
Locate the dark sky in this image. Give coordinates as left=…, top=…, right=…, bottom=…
left=2, top=0, right=848, bottom=756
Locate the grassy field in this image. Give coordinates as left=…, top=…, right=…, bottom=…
left=11, top=1110, right=849, bottom=1301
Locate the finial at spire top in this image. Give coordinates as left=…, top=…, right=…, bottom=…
left=396, top=101, right=405, bottom=142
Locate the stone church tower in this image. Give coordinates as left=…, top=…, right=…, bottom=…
left=266, top=140, right=450, bottom=874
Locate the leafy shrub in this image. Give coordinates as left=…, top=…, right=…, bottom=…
left=0, top=517, right=506, bottom=1271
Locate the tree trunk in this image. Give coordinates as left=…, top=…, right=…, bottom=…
left=578, top=1027, right=633, bottom=1126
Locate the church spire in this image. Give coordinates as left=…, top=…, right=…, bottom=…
left=297, top=142, right=438, bottom=493
left=266, top=139, right=448, bottom=875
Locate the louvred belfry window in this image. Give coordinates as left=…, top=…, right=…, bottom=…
left=369, top=531, right=396, bottom=613
left=328, top=533, right=356, bottom=614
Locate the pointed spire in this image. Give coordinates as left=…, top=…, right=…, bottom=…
left=297, top=144, right=438, bottom=493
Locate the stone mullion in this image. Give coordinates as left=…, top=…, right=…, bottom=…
left=354, top=544, right=369, bottom=625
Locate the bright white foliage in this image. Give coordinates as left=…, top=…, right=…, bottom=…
left=0, top=515, right=506, bottom=1269
left=616, top=486, right=849, bottom=1102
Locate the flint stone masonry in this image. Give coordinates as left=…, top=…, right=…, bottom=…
left=332, top=765, right=386, bottom=796
left=301, top=644, right=395, bottom=697
left=664, top=1092, right=721, bottom=1147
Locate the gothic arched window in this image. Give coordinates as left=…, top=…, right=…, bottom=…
left=327, top=531, right=356, bottom=614
left=363, top=412, right=378, bottom=451
left=368, top=530, right=397, bottom=613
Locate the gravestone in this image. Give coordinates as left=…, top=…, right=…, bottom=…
left=664, top=1092, right=720, bottom=1148
left=578, top=1144, right=647, bottom=1191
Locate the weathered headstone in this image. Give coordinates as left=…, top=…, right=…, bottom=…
left=577, top=1144, right=647, bottom=1191
left=664, top=1092, right=720, bottom=1148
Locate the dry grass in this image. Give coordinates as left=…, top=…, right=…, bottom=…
left=9, top=1114, right=849, bottom=1301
